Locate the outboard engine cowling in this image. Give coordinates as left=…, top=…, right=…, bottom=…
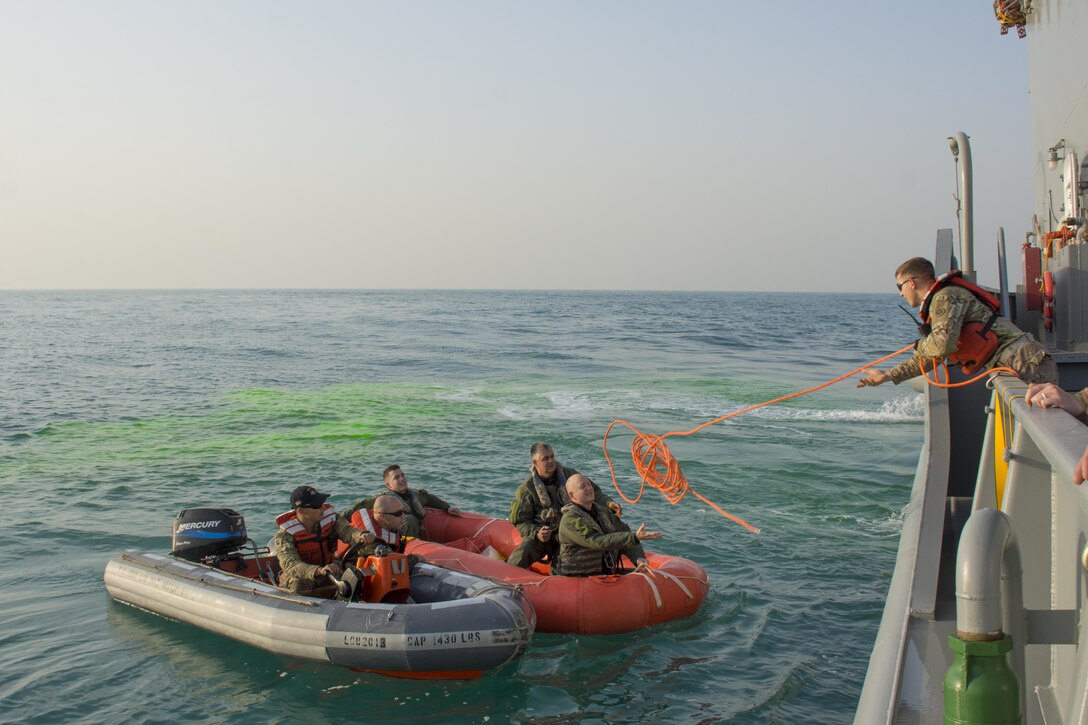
left=171, top=507, right=247, bottom=561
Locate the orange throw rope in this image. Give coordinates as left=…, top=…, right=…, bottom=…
left=918, top=358, right=1021, bottom=388
left=601, top=342, right=982, bottom=535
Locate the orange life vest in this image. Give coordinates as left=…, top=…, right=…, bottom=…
left=919, top=271, right=1002, bottom=374
left=335, top=508, right=402, bottom=560
left=350, top=508, right=401, bottom=550
left=275, top=504, right=339, bottom=566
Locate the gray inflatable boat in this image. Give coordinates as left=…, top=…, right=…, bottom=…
left=104, top=508, right=535, bottom=678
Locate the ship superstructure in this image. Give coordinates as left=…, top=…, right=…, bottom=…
left=856, top=2, right=1088, bottom=722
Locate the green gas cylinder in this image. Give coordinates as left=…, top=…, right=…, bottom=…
left=943, top=634, right=1021, bottom=725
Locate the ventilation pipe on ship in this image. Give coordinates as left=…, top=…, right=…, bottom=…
left=997, top=228, right=1011, bottom=316
left=943, top=507, right=1023, bottom=724
left=948, top=132, right=976, bottom=281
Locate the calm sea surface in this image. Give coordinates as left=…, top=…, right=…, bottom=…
left=0, top=290, right=924, bottom=724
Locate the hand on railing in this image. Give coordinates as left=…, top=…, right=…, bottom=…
left=1026, top=383, right=1086, bottom=418
left=1027, top=383, right=1088, bottom=484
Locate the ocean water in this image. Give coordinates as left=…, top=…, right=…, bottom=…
left=0, top=290, right=924, bottom=724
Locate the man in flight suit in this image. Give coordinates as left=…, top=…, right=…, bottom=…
left=507, top=441, right=622, bottom=574
left=358, top=464, right=461, bottom=539
left=558, top=474, right=661, bottom=577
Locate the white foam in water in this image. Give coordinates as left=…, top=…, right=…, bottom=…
left=493, top=389, right=924, bottom=424
left=758, top=394, right=925, bottom=423
left=761, top=424, right=812, bottom=437
left=770, top=508, right=906, bottom=536
left=652, top=393, right=925, bottom=424
left=616, top=389, right=926, bottom=425
left=543, top=390, right=605, bottom=413
left=495, top=389, right=630, bottom=420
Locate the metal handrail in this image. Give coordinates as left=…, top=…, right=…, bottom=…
left=995, top=376, right=1088, bottom=490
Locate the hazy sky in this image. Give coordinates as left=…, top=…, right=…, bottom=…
left=1, top=2, right=1032, bottom=291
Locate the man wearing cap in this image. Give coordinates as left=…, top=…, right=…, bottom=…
left=345, top=464, right=461, bottom=540
left=273, top=485, right=375, bottom=594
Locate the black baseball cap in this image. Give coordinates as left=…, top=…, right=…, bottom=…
left=290, top=485, right=330, bottom=509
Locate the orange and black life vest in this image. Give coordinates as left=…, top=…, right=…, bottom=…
left=919, top=270, right=1003, bottom=374
left=276, top=504, right=339, bottom=566
left=351, top=508, right=401, bottom=550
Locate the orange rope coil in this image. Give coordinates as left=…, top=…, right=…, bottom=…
left=603, top=344, right=1022, bottom=535
left=603, top=344, right=916, bottom=535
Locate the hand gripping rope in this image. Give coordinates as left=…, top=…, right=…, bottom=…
left=602, top=343, right=1020, bottom=535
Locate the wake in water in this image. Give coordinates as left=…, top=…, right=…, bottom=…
left=758, top=394, right=925, bottom=423
left=487, top=386, right=924, bottom=425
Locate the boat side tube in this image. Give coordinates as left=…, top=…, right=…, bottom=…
left=104, top=552, right=535, bottom=676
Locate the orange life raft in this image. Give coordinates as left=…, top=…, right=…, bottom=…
left=405, top=509, right=709, bottom=634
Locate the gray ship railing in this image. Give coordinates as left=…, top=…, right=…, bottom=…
left=856, top=375, right=1088, bottom=724
left=982, top=377, right=1088, bottom=725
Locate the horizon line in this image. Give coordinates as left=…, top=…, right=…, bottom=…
left=0, top=286, right=894, bottom=295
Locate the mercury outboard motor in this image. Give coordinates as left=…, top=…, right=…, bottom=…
left=171, top=507, right=247, bottom=562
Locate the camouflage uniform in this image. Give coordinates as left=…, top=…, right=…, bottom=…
left=345, top=488, right=452, bottom=539
left=558, top=502, right=646, bottom=577
left=507, top=465, right=616, bottom=573
left=889, top=285, right=1057, bottom=384
left=273, top=515, right=371, bottom=594
left=1076, top=388, right=1088, bottom=423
